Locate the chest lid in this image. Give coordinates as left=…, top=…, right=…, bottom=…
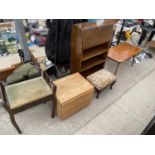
left=53, top=73, right=94, bottom=104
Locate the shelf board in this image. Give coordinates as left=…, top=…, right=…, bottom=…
left=81, top=57, right=105, bottom=72
left=82, top=45, right=108, bottom=61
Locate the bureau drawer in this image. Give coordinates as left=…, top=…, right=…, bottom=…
left=82, top=25, right=113, bottom=50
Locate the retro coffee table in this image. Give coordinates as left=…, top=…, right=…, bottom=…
left=108, top=42, right=140, bottom=75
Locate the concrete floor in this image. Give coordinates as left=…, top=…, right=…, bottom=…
left=0, top=48, right=155, bottom=135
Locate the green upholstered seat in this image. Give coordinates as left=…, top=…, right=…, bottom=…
left=5, top=77, right=53, bottom=109
left=6, top=62, right=41, bottom=85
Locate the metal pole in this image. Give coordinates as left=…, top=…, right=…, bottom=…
left=117, top=19, right=125, bottom=44
left=14, top=19, right=31, bottom=62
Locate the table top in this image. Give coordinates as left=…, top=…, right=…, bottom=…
left=108, top=42, right=140, bottom=63
left=0, top=45, right=45, bottom=72
left=0, top=53, right=21, bottom=71
left=29, top=45, right=46, bottom=59
left=29, top=45, right=47, bottom=71
left=53, top=73, right=94, bottom=104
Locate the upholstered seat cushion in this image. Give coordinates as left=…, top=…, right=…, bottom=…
left=13, top=63, right=40, bottom=77
left=6, top=72, right=25, bottom=85
left=5, top=77, right=52, bottom=109
left=13, top=63, right=33, bottom=74
left=87, top=69, right=116, bottom=91
left=6, top=63, right=40, bottom=85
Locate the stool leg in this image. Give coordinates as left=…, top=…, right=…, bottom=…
left=96, top=90, right=100, bottom=99
left=110, top=81, right=116, bottom=89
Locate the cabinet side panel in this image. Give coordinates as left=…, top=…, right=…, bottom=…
left=70, top=25, right=82, bottom=73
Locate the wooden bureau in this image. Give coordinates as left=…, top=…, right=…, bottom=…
left=70, top=21, right=114, bottom=76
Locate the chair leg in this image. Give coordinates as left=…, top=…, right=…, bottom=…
left=51, top=96, right=56, bottom=118
left=9, top=113, right=22, bottom=134
left=96, top=90, right=100, bottom=99
left=51, top=102, right=55, bottom=118
left=3, top=104, right=22, bottom=134
left=110, top=81, right=116, bottom=89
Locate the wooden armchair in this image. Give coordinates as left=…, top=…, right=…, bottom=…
left=0, top=71, right=56, bottom=134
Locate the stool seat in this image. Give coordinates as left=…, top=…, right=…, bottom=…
left=5, top=77, right=52, bottom=109
left=87, top=69, right=116, bottom=91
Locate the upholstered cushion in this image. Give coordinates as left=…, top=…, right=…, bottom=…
left=6, top=72, right=24, bottom=85
left=14, top=63, right=40, bottom=77
left=5, top=77, right=52, bottom=109
left=13, top=63, right=32, bottom=75
left=87, top=69, right=116, bottom=91
left=6, top=63, right=40, bottom=85
left=28, top=67, right=40, bottom=78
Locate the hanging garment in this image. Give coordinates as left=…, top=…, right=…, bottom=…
left=45, top=19, right=87, bottom=65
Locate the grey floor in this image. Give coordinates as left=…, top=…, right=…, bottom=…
left=0, top=48, right=155, bottom=135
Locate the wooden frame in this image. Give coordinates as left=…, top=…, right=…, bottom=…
left=0, top=71, right=56, bottom=134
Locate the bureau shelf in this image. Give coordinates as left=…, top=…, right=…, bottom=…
left=81, top=56, right=105, bottom=72
left=82, top=43, right=109, bottom=61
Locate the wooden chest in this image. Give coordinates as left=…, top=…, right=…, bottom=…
left=53, top=73, right=94, bottom=120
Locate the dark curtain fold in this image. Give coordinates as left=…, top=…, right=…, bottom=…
left=45, top=19, right=88, bottom=65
